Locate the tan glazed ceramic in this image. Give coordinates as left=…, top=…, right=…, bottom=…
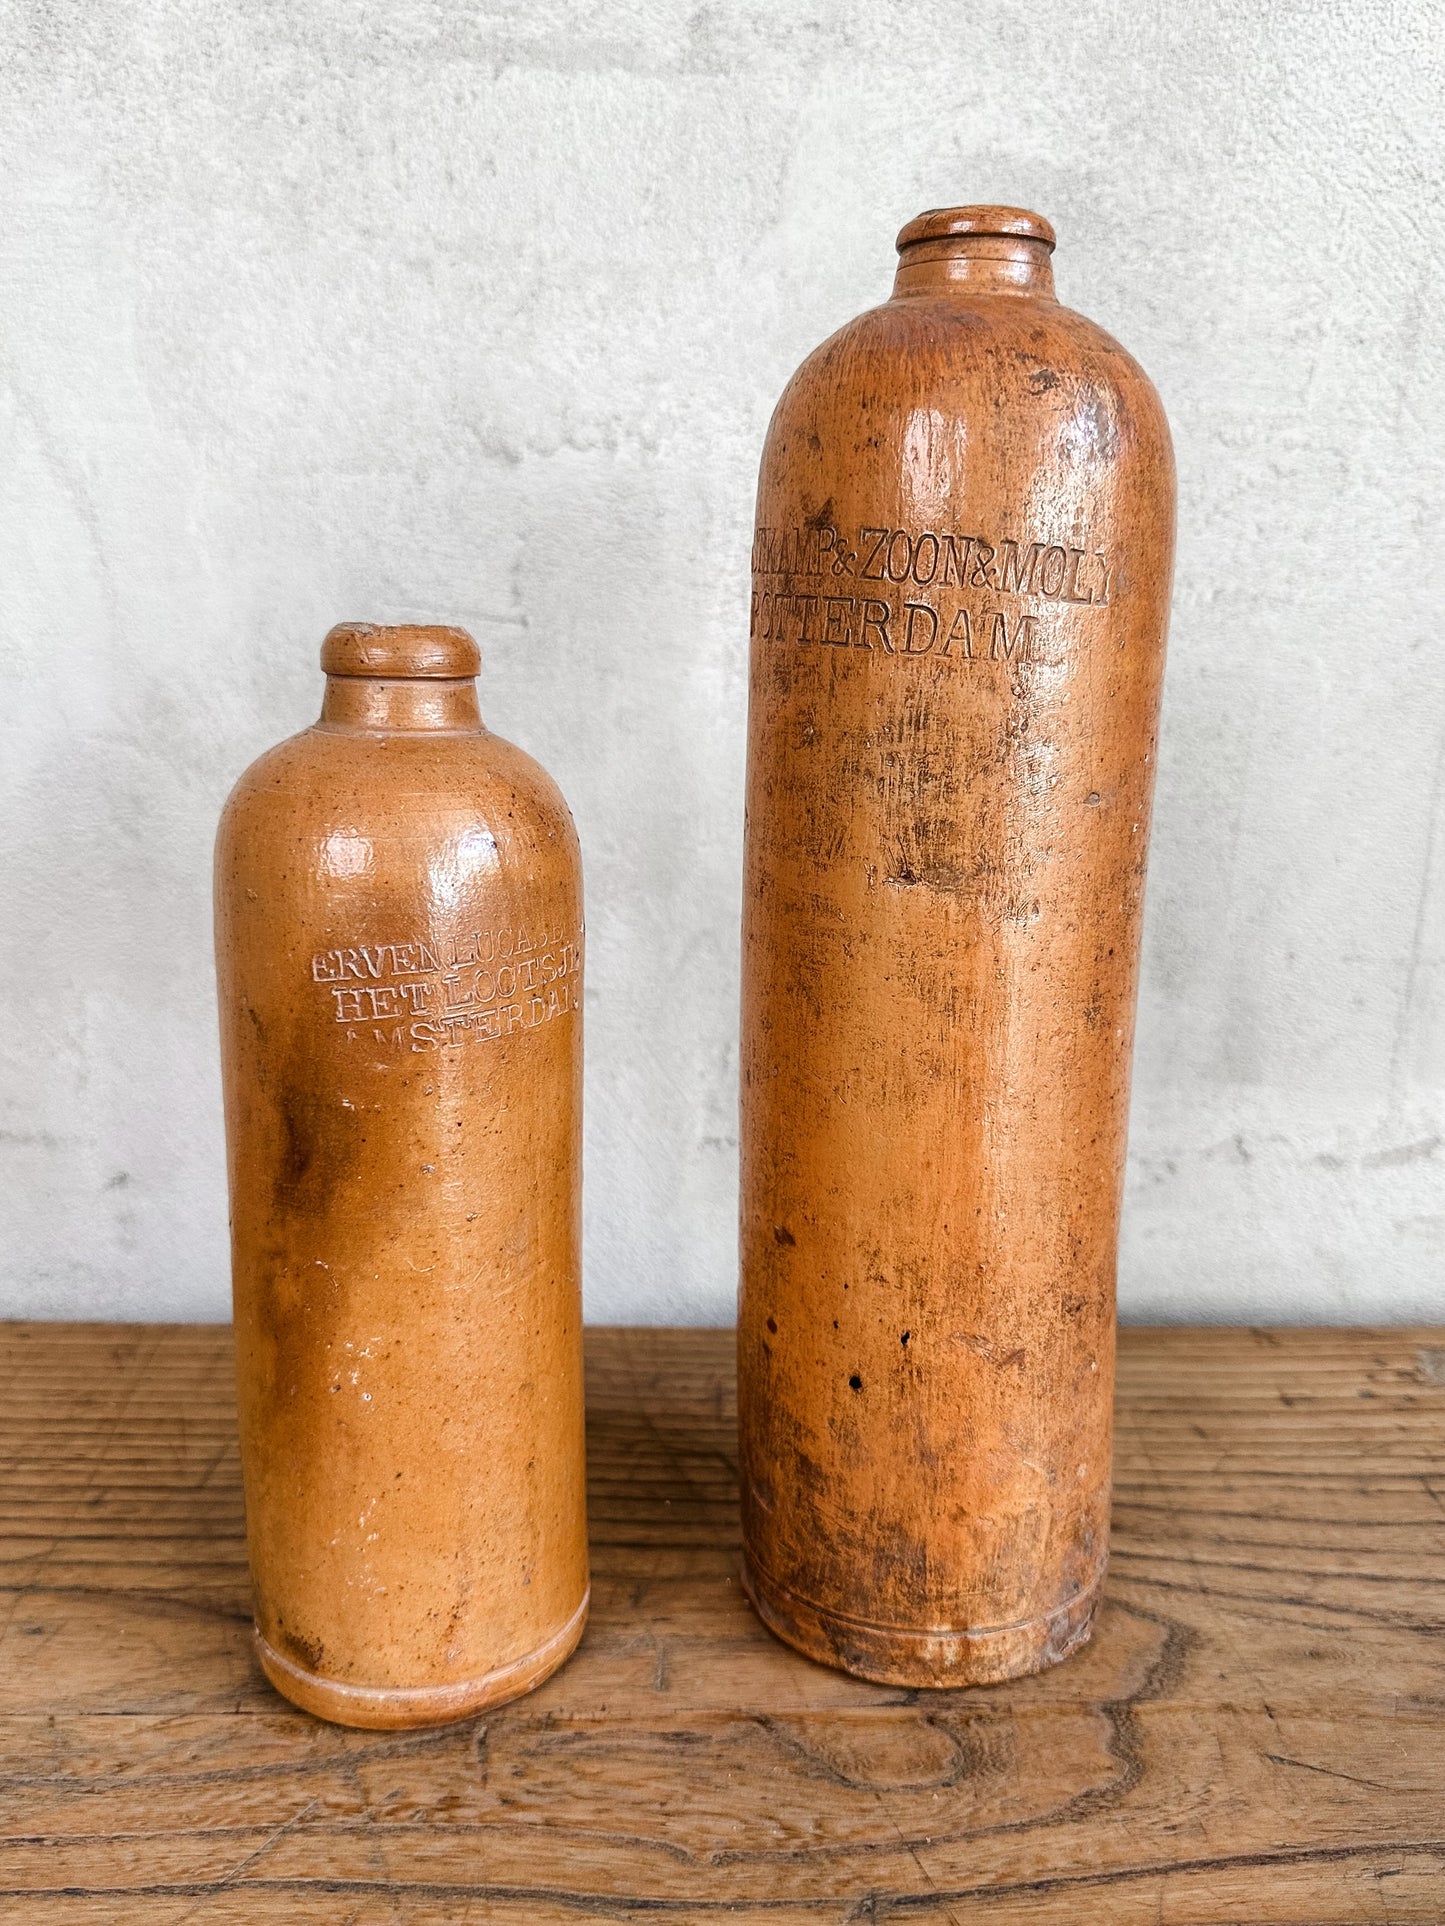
left=215, top=624, right=588, bottom=1728
left=738, top=208, right=1175, bottom=1685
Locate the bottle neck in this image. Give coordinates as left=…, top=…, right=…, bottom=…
left=318, top=676, right=483, bottom=734
left=892, top=234, right=1056, bottom=301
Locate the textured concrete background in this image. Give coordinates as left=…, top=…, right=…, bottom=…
left=2, top=0, right=1442, bottom=1323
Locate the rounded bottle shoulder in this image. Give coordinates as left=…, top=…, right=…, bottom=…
left=766, top=292, right=1171, bottom=464
left=216, top=724, right=579, bottom=855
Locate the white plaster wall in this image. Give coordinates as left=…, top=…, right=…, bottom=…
left=2, top=0, right=1442, bottom=1324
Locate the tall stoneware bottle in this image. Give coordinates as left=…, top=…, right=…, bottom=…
left=216, top=623, right=588, bottom=1727
left=739, top=208, right=1174, bottom=1685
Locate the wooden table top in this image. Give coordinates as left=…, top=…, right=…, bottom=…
left=1, top=1323, right=1442, bottom=1922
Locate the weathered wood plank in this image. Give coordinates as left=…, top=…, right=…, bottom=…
left=0, top=1323, right=1442, bottom=1921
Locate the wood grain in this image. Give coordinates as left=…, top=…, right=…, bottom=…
left=1, top=1323, right=1443, bottom=1921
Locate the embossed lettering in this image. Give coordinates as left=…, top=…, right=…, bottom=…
left=756, top=519, right=1113, bottom=674
left=1064, top=548, right=1095, bottom=604
left=940, top=534, right=975, bottom=585
left=858, top=599, right=892, bottom=653
left=859, top=529, right=890, bottom=580
left=752, top=524, right=855, bottom=578
left=989, top=612, right=1039, bottom=661
left=758, top=523, right=1112, bottom=607
left=821, top=596, right=854, bottom=646
left=318, top=922, right=582, bottom=1050
left=901, top=603, right=939, bottom=655
left=911, top=533, right=940, bottom=585
left=1038, top=546, right=1068, bottom=598
left=940, top=608, right=973, bottom=658
left=998, top=540, right=1042, bottom=595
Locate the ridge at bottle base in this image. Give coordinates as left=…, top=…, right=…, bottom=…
left=738, top=207, right=1175, bottom=1686
left=252, top=1590, right=590, bottom=1731
left=741, top=1557, right=1100, bottom=1690
left=215, top=622, right=589, bottom=1728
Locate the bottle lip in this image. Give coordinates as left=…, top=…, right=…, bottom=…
left=320, top=622, right=480, bottom=679
left=896, top=205, right=1056, bottom=253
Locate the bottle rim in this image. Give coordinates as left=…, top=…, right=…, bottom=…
left=896, top=206, right=1056, bottom=253
left=320, top=622, right=480, bottom=679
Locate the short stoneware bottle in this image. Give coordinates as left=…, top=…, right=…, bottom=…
left=215, top=622, right=588, bottom=1728
left=738, top=207, right=1175, bottom=1685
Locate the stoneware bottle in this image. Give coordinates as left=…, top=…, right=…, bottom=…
left=738, top=207, right=1174, bottom=1685
left=215, top=623, right=588, bottom=1728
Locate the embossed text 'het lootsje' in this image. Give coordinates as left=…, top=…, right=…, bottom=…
left=310, top=922, right=581, bottom=1053
left=751, top=522, right=1114, bottom=665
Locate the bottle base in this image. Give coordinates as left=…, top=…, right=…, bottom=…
left=255, top=1588, right=590, bottom=1729
left=741, top=1555, right=1101, bottom=1687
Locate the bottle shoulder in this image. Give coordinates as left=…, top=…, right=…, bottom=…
left=216, top=725, right=579, bottom=863
left=766, top=293, right=1172, bottom=474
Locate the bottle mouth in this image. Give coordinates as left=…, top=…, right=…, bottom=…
left=320, top=622, right=480, bottom=679
left=896, top=205, right=1056, bottom=254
